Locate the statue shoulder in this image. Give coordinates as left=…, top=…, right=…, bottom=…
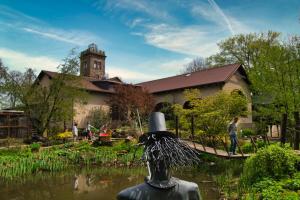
left=176, top=179, right=201, bottom=200
left=117, top=183, right=149, bottom=200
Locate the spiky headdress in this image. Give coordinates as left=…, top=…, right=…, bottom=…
left=140, top=112, right=201, bottom=169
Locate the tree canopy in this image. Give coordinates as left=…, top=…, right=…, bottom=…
left=174, top=89, right=248, bottom=136
left=108, top=84, right=154, bottom=122
left=0, top=50, right=87, bottom=135
left=206, top=31, right=281, bottom=71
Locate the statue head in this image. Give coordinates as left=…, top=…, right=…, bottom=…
left=139, top=112, right=201, bottom=189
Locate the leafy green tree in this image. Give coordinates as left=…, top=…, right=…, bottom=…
left=207, top=31, right=280, bottom=70
left=173, top=89, right=248, bottom=136
left=249, top=36, right=300, bottom=147
left=207, top=31, right=300, bottom=148
left=0, top=50, right=87, bottom=135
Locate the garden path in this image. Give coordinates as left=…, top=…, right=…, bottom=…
left=183, top=140, right=251, bottom=159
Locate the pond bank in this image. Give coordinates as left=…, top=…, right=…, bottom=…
left=0, top=166, right=220, bottom=200
left=0, top=141, right=144, bottom=180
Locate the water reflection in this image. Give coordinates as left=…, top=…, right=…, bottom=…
left=0, top=167, right=219, bottom=200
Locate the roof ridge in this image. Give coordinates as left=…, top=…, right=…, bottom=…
left=137, top=63, right=240, bottom=85
left=224, top=64, right=242, bottom=81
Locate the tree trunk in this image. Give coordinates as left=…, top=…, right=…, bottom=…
left=175, top=116, right=179, bottom=137
left=191, top=115, right=194, bottom=140
left=294, top=112, right=300, bottom=150
left=281, top=113, right=287, bottom=145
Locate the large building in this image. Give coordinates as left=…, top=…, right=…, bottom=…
left=38, top=44, right=252, bottom=128
left=137, top=63, right=252, bottom=128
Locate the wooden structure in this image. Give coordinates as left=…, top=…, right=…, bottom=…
left=183, top=140, right=251, bottom=159
left=0, top=110, right=31, bottom=146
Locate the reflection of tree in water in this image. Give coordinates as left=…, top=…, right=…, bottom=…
left=0, top=173, right=73, bottom=199
left=0, top=168, right=147, bottom=200
left=0, top=167, right=219, bottom=199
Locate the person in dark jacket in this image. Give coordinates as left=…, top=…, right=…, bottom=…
left=228, top=117, right=239, bottom=155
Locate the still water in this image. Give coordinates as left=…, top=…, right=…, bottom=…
left=0, top=167, right=219, bottom=200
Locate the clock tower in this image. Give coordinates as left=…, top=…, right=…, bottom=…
left=80, top=43, right=106, bottom=79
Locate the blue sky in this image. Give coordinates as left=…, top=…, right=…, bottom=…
left=0, top=0, right=299, bottom=83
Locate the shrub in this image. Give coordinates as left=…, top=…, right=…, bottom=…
left=283, top=178, right=300, bottom=191
left=51, top=131, right=72, bottom=140
left=241, top=145, right=299, bottom=185
left=87, top=107, right=110, bottom=129
left=250, top=178, right=300, bottom=200
left=241, top=140, right=267, bottom=153
left=30, top=142, right=41, bottom=152
left=241, top=128, right=255, bottom=137
left=241, top=142, right=254, bottom=153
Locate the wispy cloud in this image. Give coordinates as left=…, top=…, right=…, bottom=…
left=107, top=66, right=163, bottom=83
left=126, top=18, right=147, bottom=28
left=130, top=0, right=252, bottom=57
left=0, top=48, right=60, bottom=72
left=207, top=0, right=234, bottom=35
left=191, top=0, right=252, bottom=35
left=96, top=0, right=174, bottom=22
left=135, top=24, right=220, bottom=57
left=22, top=27, right=100, bottom=46
left=158, top=57, right=193, bottom=72
left=0, top=5, right=102, bottom=46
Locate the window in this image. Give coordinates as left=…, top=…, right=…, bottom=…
left=84, top=62, right=87, bottom=69
left=94, top=61, right=102, bottom=69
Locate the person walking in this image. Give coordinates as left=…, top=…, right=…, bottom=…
left=87, top=122, right=94, bottom=140
left=72, top=122, right=78, bottom=142
left=228, top=117, right=239, bottom=155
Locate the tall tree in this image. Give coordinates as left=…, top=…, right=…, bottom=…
left=108, top=84, right=154, bottom=122
left=248, top=35, right=300, bottom=148
left=0, top=50, right=87, bottom=135
left=207, top=31, right=281, bottom=70
left=181, top=57, right=211, bottom=74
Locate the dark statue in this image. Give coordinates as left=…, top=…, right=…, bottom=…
left=117, top=112, right=202, bottom=200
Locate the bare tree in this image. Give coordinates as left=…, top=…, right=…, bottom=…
left=181, top=57, right=211, bottom=74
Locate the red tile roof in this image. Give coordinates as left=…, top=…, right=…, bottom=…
left=137, top=64, right=242, bottom=93
left=39, top=71, right=115, bottom=93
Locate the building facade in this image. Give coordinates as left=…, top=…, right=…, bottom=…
left=37, top=44, right=252, bottom=129
left=137, top=64, right=252, bottom=128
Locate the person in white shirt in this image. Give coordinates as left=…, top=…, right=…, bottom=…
left=72, top=122, right=78, bottom=142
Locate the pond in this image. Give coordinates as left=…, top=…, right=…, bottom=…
left=0, top=167, right=219, bottom=200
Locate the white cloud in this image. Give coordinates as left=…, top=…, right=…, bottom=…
left=127, top=18, right=147, bottom=28
left=98, top=0, right=173, bottom=21
left=141, top=24, right=220, bottom=57
left=0, top=48, right=60, bottom=72
left=132, top=0, right=253, bottom=57
left=107, top=66, right=163, bottom=83
left=0, top=6, right=102, bottom=46
left=191, top=0, right=253, bottom=35
left=207, top=0, right=235, bottom=35
left=0, top=5, right=42, bottom=24
left=158, top=57, right=193, bottom=72
left=22, top=27, right=100, bottom=46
